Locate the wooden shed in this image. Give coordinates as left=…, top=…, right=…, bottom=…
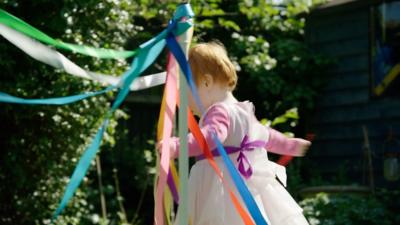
left=305, top=0, right=400, bottom=188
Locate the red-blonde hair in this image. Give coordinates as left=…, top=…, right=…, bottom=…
left=189, top=41, right=237, bottom=90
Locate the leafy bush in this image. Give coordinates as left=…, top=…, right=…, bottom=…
left=0, top=0, right=139, bottom=224
left=300, top=190, right=400, bottom=225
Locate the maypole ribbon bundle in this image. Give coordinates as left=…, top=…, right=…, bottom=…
left=0, top=4, right=194, bottom=221
left=50, top=5, right=195, bottom=221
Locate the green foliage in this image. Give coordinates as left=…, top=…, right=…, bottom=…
left=190, top=0, right=333, bottom=119
left=231, top=9, right=332, bottom=118
left=261, top=107, right=299, bottom=130
left=0, top=0, right=139, bottom=224
left=300, top=190, right=400, bottom=225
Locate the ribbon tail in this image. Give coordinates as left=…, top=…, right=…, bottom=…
left=52, top=119, right=109, bottom=221
left=0, top=86, right=116, bottom=105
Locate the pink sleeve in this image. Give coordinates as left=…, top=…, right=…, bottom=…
left=170, top=104, right=230, bottom=158
left=265, top=127, right=304, bottom=156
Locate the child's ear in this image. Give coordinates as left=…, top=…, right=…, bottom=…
left=204, top=74, right=213, bottom=87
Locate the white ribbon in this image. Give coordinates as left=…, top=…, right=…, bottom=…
left=0, top=24, right=166, bottom=91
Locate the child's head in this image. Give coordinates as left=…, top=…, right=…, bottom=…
left=187, top=41, right=238, bottom=115
left=189, top=41, right=237, bottom=91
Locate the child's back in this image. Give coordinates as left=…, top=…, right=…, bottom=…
left=175, top=100, right=309, bottom=225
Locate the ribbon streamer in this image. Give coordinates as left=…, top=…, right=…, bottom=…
left=53, top=35, right=166, bottom=221
left=0, top=23, right=166, bottom=91
left=53, top=37, right=165, bottom=221
left=0, top=8, right=137, bottom=59
left=155, top=53, right=178, bottom=225
left=52, top=4, right=194, bottom=220
left=0, top=86, right=116, bottom=105
left=0, top=8, right=192, bottom=59
left=53, top=118, right=110, bottom=217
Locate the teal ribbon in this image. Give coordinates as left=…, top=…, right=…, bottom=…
left=51, top=3, right=194, bottom=221
left=0, top=86, right=116, bottom=105
left=53, top=118, right=110, bottom=217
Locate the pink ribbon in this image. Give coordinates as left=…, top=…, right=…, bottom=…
left=154, top=53, right=178, bottom=225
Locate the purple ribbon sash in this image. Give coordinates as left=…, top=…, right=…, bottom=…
left=196, top=135, right=266, bottom=178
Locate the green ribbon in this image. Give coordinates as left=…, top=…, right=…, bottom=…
left=0, top=8, right=193, bottom=59
left=0, top=8, right=136, bottom=59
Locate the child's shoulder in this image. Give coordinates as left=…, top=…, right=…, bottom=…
left=202, top=100, right=255, bottom=121
left=202, top=102, right=230, bottom=120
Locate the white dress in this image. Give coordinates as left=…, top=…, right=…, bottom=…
left=175, top=101, right=309, bottom=225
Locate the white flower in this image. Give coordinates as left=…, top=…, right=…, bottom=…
left=66, top=16, right=73, bottom=25
left=264, top=64, right=272, bottom=70
left=144, top=150, right=153, bottom=163
left=248, top=35, right=256, bottom=42
left=148, top=167, right=156, bottom=174
left=231, top=32, right=240, bottom=39
left=91, top=214, right=100, bottom=224
left=52, top=115, right=62, bottom=123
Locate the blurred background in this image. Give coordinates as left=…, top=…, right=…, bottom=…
left=0, top=0, right=399, bottom=224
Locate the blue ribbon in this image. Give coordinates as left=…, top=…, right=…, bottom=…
left=0, top=86, right=116, bottom=105
left=166, top=35, right=269, bottom=225
left=174, top=3, right=194, bottom=20
left=51, top=3, right=194, bottom=221
left=52, top=39, right=166, bottom=222
left=53, top=118, right=110, bottom=217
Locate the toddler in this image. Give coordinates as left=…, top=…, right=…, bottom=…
left=162, top=42, right=310, bottom=225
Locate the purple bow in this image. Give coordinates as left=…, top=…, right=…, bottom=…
left=230, top=135, right=266, bottom=178
left=196, top=135, right=266, bottom=179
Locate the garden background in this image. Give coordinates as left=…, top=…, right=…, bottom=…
left=0, top=0, right=399, bottom=225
